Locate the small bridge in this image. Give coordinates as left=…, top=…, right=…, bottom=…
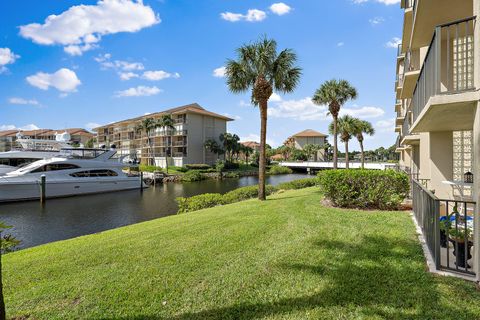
left=279, top=161, right=397, bottom=171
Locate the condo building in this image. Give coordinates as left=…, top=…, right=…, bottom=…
left=285, top=129, right=328, bottom=161
left=395, top=0, right=479, bottom=280
left=93, top=103, right=233, bottom=167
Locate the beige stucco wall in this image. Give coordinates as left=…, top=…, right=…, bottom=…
left=428, top=131, right=454, bottom=198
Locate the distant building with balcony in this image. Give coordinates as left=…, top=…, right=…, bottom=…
left=93, top=103, right=233, bottom=167
left=0, top=128, right=93, bottom=152
left=395, top=0, right=479, bottom=280
left=286, top=129, right=328, bottom=161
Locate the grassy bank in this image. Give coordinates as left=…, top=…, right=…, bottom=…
left=5, top=188, right=480, bottom=319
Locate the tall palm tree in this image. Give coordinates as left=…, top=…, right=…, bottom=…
left=241, top=145, right=254, bottom=164
left=225, top=37, right=302, bottom=200
left=157, top=114, right=176, bottom=173
left=139, top=118, right=156, bottom=165
left=354, top=119, right=375, bottom=169
left=329, top=115, right=358, bottom=169
left=312, top=80, right=358, bottom=169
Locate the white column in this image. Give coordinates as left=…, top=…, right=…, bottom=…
left=473, top=103, right=480, bottom=282
left=473, top=0, right=480, bottom=282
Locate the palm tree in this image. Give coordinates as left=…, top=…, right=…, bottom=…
left=225, top=37, right=302, bottom=200
left=138, top=118, right=157, bottom=166
left=353, top=119, right=375, bottom=169
left=312, top=80, right=358, bottom=169
left=157, top=114, right=176, bottom=173
left=241, top=145, right=254, bottom=164
left=329, top=115, right=358, bottom=169
left=302, top=143, right=321, bottom=161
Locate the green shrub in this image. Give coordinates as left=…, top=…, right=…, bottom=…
left=177, top=193, right=224, bottom=214
left=317, top=169, right=409, bottom=210
left=215, top=160, right=225, bottom=173
left=181, top=170, right=205, bottom=182
left=185, top=164, right=211, bottom=170
left=223, top=172, right=240, bottom=179
left=223, top=185, right=278, bottom=204
left=139, top=164, right=163, bottom=173
left=268, top=165, right=293, bottom=175
left=171, top=166, right=188, bottom=173
left=277, top=178, right=319, bottom=190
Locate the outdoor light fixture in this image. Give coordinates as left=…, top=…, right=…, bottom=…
left=464, top=171, right=473, bottom=183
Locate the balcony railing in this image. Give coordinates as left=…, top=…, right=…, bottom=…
left=397, top=44, right=403, bottom=57
left=402, top=0, right=414, bottom=9
left=412, top=179, right=476, bottom=276
left=412, top=16, right=476, bottom=124
left=402, top=114, right=410, bottom=137
left=404, top=48, right=420, bottom=73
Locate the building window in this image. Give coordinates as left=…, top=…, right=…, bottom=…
left=453, top=130, right=472, bottom=197
left=70, top=170, right=118, bottom=177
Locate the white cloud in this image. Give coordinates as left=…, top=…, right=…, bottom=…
left=385, top=37, right=402, bottom=48
left=115, top=85, right=161, bottom=97
left=270, top=3, right=291, bottom=15
left=221, top=9, right=267, bottom=22
left=223, top=113, right=242, bottom=120
left=26, top=68, right=81, bottom=93
left=95, top=54, right=179, bottom=81
left=369, top=17, right=385, bottom=25
left=85, top=122, right=102, bottom=130
left=8, top=97, right=39, bottom=106
left=19, top=0, right=160, bottom=56
left=270, top=92, right=282, bottom=102
left=341, top=106, right=385, bottom=118
left=142, top=70, right=180, bottom=81
left=0, top=124, right=40, bottom=131
left=239, top=100, right=251, bottom=107
left=337, top=42, right=345, bottom=47
left=268, top=97, right=384, bottom=121
left=213, top=66, right=226, bottom=78
left=0, top=48, right=20, bottom=73
left=376, top=118, right=395, bottom=132
left=268, top=97, right=329, bottom=121
left=119, top=72, right=139, bottom=81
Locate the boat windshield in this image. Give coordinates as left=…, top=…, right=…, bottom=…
left=60, top=148, right=107, bottom=159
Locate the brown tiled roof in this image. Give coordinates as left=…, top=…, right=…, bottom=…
left=93, top=103, right=234, bottom=130
left=291, top=129, right=328, bottom=138
left=0, top=130, right=19, bottom=137
left=241, top=141, right=260, bottom=148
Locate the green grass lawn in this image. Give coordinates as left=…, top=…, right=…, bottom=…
left=5, top=188, right=480, bottom=319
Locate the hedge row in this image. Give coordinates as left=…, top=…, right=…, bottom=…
left=317, top=169, right=409, bottom=210
left=176, top=178, right=319, bottom=213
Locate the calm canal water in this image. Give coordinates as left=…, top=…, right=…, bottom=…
left=1, top=174, right=307, bottom=249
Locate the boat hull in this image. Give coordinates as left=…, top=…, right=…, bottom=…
left=0, top=178, right=143, bottom=202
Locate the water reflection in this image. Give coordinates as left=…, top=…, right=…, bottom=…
left=0, top=174, right=307, bottom=249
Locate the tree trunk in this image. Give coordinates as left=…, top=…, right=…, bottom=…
left=345, top=140, right=349, bottom=169
left=360, top=140, right=365, bottom=169
left=333, top=116, right=338, bottom=169
left=0, top=235, right=5, bottom=320
left=258, top=102, right=268, bottom=201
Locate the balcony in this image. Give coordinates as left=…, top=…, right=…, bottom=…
left=401, top=112, right=420, bottom=146
left=400, top=48, right=421, bottom=98
left=411, top=16, right=477, bottom=132
left=410, top=0, right=473, bottom=49
left=412, top=179, right=476, bottom=277
left=401, top=0, right=415, bottom=54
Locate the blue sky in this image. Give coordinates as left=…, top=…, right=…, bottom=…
left=0, top=0, right=402, bottom=150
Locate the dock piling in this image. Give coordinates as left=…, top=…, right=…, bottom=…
left=40, top=175, right=46, bottom=203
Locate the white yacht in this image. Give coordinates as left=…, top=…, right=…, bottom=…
left=0, top=148, right=144, bottom=202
